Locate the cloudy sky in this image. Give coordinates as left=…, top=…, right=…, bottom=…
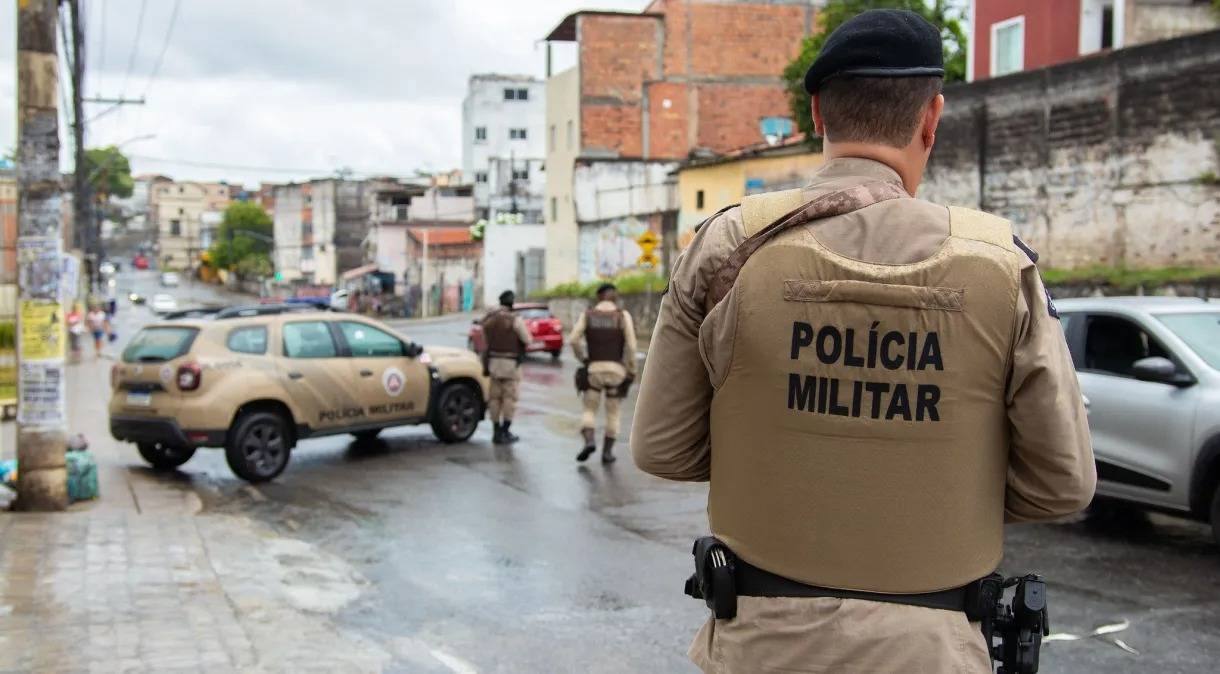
left=1, top=0, right=644, bottom=186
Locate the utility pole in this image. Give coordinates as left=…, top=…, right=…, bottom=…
left=16, top=0, right=69, bottom=510
left=66, top=0, right=92, bottom=288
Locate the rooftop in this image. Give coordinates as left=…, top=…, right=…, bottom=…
left=543, top=10, right=663, bottom=42
left=675, top=133, right=813, bottom=172
left=407, top=226, right=475, bottom=246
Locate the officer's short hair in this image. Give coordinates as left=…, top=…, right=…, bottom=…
left=818, top=76, right=944, bottom=148
left=596, top=283, right=616, bottom=298
left=499, top=290, right=515, bottom=307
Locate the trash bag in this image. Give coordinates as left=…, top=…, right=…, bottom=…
left=65, top=450, right=98, bottom=502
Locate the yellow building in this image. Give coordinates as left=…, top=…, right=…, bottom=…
left=674, top=135, right=823, bottom=248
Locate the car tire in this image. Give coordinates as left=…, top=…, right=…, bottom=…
left=225, top=411, right=291, bottom=483
left=137, top=442, right=195, bottom=470
left=1211, top=486, right=1220, bottom=548
left=352, top=429, right=380, bottom=443
left=549, top=349, right=561, bottom=361
left=430, top=382, right=482, bottom=443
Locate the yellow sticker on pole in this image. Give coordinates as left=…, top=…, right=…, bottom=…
left=19, top=300, right=65, bottom=361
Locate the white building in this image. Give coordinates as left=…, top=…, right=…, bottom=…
left=461, top=74, right=546, bottom=225
left=482, top=219, right=546, bottom=307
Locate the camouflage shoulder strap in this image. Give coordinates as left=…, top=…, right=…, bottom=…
left=947, top=206, right=1017, bottom=252
left=706, top=180, right=908, bottom=310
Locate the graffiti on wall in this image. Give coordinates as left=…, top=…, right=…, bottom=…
left=578, top=217, right=652, bottom=282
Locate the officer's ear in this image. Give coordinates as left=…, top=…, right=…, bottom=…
left=811, top=93, right=826, bottom=137
left=921, top=94, right=945, bottom=150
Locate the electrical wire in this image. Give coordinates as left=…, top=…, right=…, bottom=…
left=120, top=0, right=149, bottom=98
left=141, top=0, right=182, bottom=98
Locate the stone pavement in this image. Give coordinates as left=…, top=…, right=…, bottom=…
left=0, top=349, right=384, bottom=673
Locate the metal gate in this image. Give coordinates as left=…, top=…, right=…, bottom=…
left=515, top=248, right=545, bottom=299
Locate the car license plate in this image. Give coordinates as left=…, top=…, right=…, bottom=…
left=529, top=341, right=545, bottom=350
left=126, top=392, right=152, bottom=407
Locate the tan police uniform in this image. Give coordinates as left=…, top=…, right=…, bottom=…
left=482, top=307, right=532, bottom=423
left=569, top=301, right=638, bottom=439
left=631, top=158, right=1096, bottom=673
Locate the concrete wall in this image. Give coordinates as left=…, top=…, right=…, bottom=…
left=1126, top=0, right=1219, bottom=47
left=310, top=180, right=338, bottom=285
left=571, top=160, right=677, bottom=281
left=545, top=66, right=582, bottom=286
left=272, top=184, right=305, bottom=282
left=483, top=223, right=546, bottom=307
left=922, top=29, right=1220, bottom=269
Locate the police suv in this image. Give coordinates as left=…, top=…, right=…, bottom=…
left=109, top=306, right=489, bottom=482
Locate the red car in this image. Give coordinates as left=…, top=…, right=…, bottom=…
left=468, top=303, right=564, bottom=360
left=132, top=254, right=150, bottom=270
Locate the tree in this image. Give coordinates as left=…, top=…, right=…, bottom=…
left=82, top=145, right=134, bottom=199
left=209, top=201, right=274, bottom=277
left=782, top=0, right=968, bottom=142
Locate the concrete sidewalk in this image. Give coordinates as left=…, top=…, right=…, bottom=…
left=0, top=352, right=385, bottom=673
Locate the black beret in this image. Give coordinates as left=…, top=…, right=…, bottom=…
left=596, top=283, right=616, bottom=296
left=804, top=9, right=945, bottom=94
left=499, top=290, right=515, bottom=306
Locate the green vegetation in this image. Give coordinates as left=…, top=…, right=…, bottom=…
left=781, top=0, right=968, bottom=143
left=208, top=202, right=275, bottom=279
left=1198, top=171, right=1220, bottom=185
left=83, top=146, right=134, bottom=199
left=1042, top=266, right=1220, bottom=292
left=534, top=272, right=667, bottom=299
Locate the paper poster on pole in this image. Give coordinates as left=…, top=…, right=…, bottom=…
left=17, top=237, right=62, bottom=301
left=17, top=360, right=65, bottom=426
left=19, top=300, right=65, bottom=361
left=60, top=254, right=80, bottom=303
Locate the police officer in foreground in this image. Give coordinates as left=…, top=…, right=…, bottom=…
left=481, top=290, right=532, bottom=444
left=568, top=283, right=637, bottom=463
left=631, top=10, right=1096, bottom=672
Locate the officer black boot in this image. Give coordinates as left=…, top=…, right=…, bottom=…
left=601, top=436, right=617, bottom=464
left=576, top=429, right=596, bottom=462
left=501, top=421, right=519, bottom=444
left=492, top=421, right=505, bottom=444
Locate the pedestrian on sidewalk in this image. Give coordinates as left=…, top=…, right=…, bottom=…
left=86, top=304, right=111, bottom=358
left=482, top=290, right=531, bottom=444
left=66, top=302, right=85, bottom=360
left=569, top=283, right=636, bottom=464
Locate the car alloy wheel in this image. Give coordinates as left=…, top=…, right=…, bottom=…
left=242, top=422, right=286, bottom=478
left=432, top=383, right=481, bottom=443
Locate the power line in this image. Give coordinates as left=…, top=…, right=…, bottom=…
left=120, top=0, right=149, bottom=97
left=128, top=154, right=334, bottom=175
left=141, top=0, right=182, bottom=98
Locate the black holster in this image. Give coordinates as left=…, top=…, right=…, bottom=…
left=684, top=537, right=737, bottom=619
left=574, top=365, right=590, bottom=393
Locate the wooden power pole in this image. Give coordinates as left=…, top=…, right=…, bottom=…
left=15, top=0, right=69, bottom=510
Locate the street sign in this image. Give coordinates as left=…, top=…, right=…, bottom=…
left=637, top=252, right=660, bottom=268
left=636, top=231, right=659, bottom=249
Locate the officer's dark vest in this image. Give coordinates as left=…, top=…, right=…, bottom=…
left=707, top=182, right=1022, bottom=595
left=483, top=309, right=522, bottom=358
left=585, top=309, right=625, bottom=363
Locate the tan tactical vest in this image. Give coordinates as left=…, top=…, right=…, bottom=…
left=483, top=309, right=522, bottom=359
left=585, top=309, right=625, bottom=363
left=708, top=183, right=1021, bottom=594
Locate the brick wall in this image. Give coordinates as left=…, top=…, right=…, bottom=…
left=922, top=29, right=1220, bottom=268
left=695, top=83, right=792, bottom=154
left=578, top=1, right=813, bottom=161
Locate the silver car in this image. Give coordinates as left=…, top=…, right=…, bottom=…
left=1055, top=297, right=1220, bottom=544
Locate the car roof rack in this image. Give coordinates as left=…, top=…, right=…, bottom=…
left=161, top=306, right=225, bottom=320
left=214, top=303, right=325, bottom=319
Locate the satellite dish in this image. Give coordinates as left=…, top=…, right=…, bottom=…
left=760, top=117, right=794, bottom=145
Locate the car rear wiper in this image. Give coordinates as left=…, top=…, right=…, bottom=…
left=136, top=355, right=168, bottom=362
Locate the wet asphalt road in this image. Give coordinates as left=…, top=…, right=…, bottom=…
left=104, top=271, right=1220, bottom=673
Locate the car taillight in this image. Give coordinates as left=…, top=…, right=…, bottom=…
left=177, top=363, right=202, bottom=391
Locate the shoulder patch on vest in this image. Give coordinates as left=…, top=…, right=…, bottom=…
left=947, top=206, right=1016, bottom=252
left=742, top=188, right=805, bottom=238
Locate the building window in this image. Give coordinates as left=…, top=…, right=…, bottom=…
left=475, top=171, right=488, bottom=184
left=475, top=126, right=487, bottom=142
left=696, top=190, right=705, bottom=210
left=550, top=197, right=557, bottom=222
left=512, top=168, right=529, bottom=181
left=301, top=246, right=314, bottom=260
left=991, top=16, right=1025, bottom=77
left=566, top=121, right=573, bottom=150
left=178, top=207, right=184, bottom=215
left=503, top=87, right=530, bottom=101
left=169, top=219, right=181, bottom=236
left=302, top=222, right=313, bottom=238
left=509, top=128, right=528, bottom=140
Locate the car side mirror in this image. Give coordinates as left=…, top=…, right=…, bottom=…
left=1132, top=356, right=1192, bottom=386
left=404, top=342, right=423, bottom=358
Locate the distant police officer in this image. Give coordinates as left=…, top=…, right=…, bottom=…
left=569, top=283, right=637, bottom=463
left=631, top=10, right=1096, bottom=673
left=482, top=290, right=532, bottom=444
